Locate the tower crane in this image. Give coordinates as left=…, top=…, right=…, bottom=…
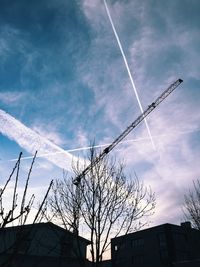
left=73, top=78, right=183, bottom=231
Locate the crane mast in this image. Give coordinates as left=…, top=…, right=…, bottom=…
left=73, top=78, right=183, bottom=186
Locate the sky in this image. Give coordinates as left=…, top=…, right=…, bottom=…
left=0, top=0, right=200, bottom=231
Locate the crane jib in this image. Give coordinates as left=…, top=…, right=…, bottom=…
left=73, top=78, right=183, bottom=185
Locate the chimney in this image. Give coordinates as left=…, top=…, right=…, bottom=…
left=181, top=221, right=192, bottom=229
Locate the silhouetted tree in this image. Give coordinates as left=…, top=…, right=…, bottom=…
left=49, top=147, right=156, bottom=266
left=183, top=179, right=200, bottom=230
left=0, top=152, right=53, bottom=266
left=0, top=152, right=52, bottom=228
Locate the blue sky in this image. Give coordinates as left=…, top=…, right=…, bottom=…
left=0, top=0, right=200, bottom=228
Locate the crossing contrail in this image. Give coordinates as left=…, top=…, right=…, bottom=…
left=103, top=0, right=156, bottom=150
left=2, top=128, right=198, bottom=163
left=0, top=109, right=83, bottom=170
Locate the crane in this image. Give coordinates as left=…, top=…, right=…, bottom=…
left=72, top=78, right=183, bottom=231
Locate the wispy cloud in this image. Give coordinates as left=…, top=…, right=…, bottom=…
left=0, top=0, right=199, bottom=228
left=0, top=24, right=28, bottom=62
left=32, top=123, right=66, bottom=147
left=103, top=0, right=156, bottom=150
left=115, top=97, right=200, bottom=225
left=0, top=91, right=26, bottom=105
left=0, top=109, right=82, bottom=170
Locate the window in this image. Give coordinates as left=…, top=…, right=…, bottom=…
left=114, top=243, right=125, bottom=251
left=176, top=250, right=189, bottom=261
left=160, top=249, right=169, bottom=261
left=61, top=241, right=71, bottom=257
left=173, top=233, right=187, bottom=250
left=15, top=232, right=31, bottom=254
left=132, top=238, right=144, bottom=248
left=132, top=254, right=143, bottom=265
left=115, top=258, right=128, bottom=266
left=60, top=236, right=72, bottom=257
left=158, top=233, right=167, bottom=248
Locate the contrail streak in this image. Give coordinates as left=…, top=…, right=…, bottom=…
left=2, top=128, right=198, bottom=163
left=0, top=109, right=83, bottom=170
left=103, top=0, right=156, bottom=150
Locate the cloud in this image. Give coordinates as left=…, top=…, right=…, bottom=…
left=0, top=24, right=28, bottom=62
left=0, top=91, right=26, bottom=105
left=82, top=0, right=105, bottom=27
left=32, top=123, right=66, bottom=147
left=75, top=128, right=89, bottom=148
left=114, top=95, right=200, bottom=225
left=103, top=0, right=156, bottom=150
left=0, top=109, right=83, bottom=170
left=82, top=0, right=199, bottom=95
left=0, top=0, right=199, bottom=229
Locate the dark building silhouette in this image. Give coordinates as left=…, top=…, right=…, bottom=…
left=111, top=222, right=200, bottom=267
left=0, top=222, right=90, bottom=267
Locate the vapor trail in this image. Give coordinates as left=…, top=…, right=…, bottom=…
left=103, top=0, right=156, bottom=150
left=2, top=128, right=198, bottom=163
left=0, top=109, right=83, bottom=170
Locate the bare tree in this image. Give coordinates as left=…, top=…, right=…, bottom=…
left=183, top=179, right=200, bottom=230
left=0, top=152, right=53, bottom=266
left=0, top=151, right=53, bottom=228
left=48, top=147, right=156, bottom=266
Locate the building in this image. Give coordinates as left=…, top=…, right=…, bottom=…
left=173, top=259, right=200, bottom=267
left=86, top=259, right=111, bottom=267
left=111, top=222, right=200, bottom=267
left=0, top=222, right=90, bottom=267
